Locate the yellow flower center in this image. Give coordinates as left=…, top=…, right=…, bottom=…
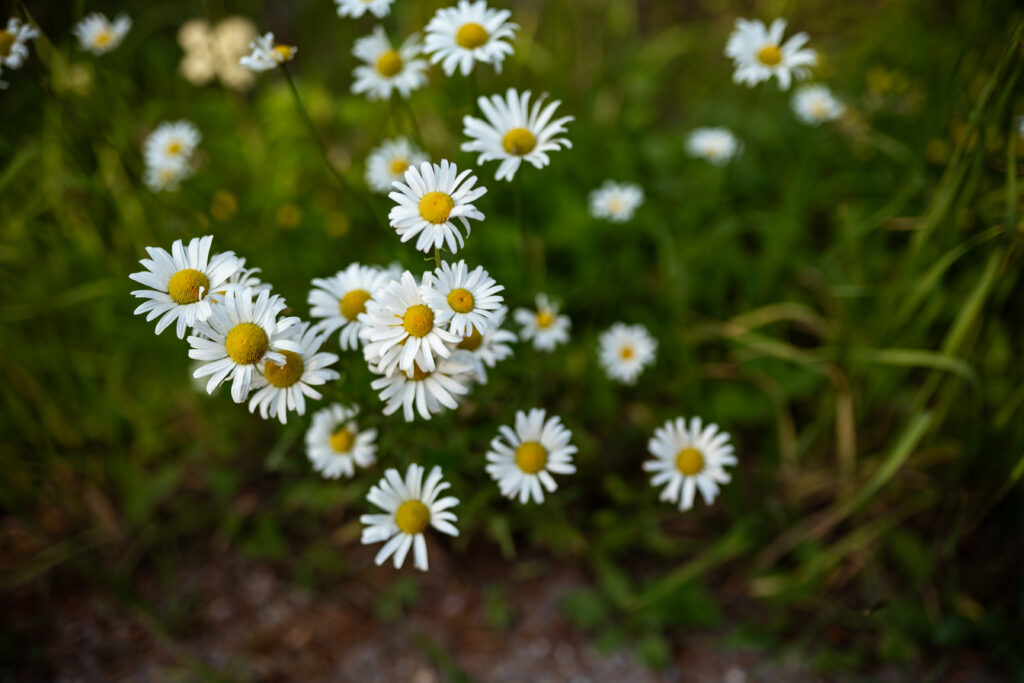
left=608, top=197, right=626, bottom=214
left=395, top=499, right=430, bottom=534
left=0, top=32, right=15, bottom=58
left=447, top=288, right=475, bottom=314
left=225, top=323, right=270, bottom=365
left=675, top=447, right=705, bottom=476
left=402, top=304, right=434, bottom=337
left=619, top=346, right=634, bottom=360
left=263, top=350, right=304, bottom=387
left=94, top=30, right=113, bottom=48
left=756, top=44, right=782, bottom=66
left=418, top=191, right=455, bottom=224
left=457, top=326, right=483, bottom=351
left=409, top=362, right=431, bottom=381
left=502, top=127, right=537, bottom=156
left=536, top=310, right=554, bottom=328
left=515, top=441, right=548, bottom=474
left=455, top=22, right=489, bottom=49
left=375, top=49, right=403, bottom=77
left=166, top=141, right=183, bottom=156
left=389, top=157, right=410, bottom=176
left=329, top=427, right=355, bottom=453
left=273, top=44, right=295, bottom=62
left=340, top=289, right=372, bottom=321
left=810, top=100, right=829, bottom=118
left=167, top=268, right=210, bottom=305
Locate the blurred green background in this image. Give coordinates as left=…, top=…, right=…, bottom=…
left=2, top=0, right=1023, bottom=677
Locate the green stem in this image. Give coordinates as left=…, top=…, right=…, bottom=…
left=433, top=247, right=441, bottom=268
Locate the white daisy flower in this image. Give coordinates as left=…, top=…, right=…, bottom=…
left=370, top=356, right=472, bottom=421
left=177, top=16, right=258, bottom=91
left=685, top=127, right=743, bottom=166
left=588, top=181, right=644, bottom=222
left=422, top=260, right=504, bottom=337
left=597, top=322, right=657, bottom=385
left=143, top=120, right=201, bottom=170
left=187, top=287, right=303, bottom=403
left=361, top=464, right=459, bottom=571
left=424, top=0, right=518, bottom=76
left=335, top=0, right=393, bottom=19
left=452, top=305, right=516, bottom=384
left=388, top=160, right=487, bottom=254
left=644, top=416, right=737, bottom=511
left=365, top=137, right=429, bottom=194
left=129, top=235, right=242, bottom=338
left=0, top=18, right=39, bottom=88
left=514, top=293, right=570, bottom=352
left=351, top=26, right=428, bottom=101
left=725, top=17, right=816, bottom=90
left=247, top=322, right=340, bottom=424
left=360, top=271, right=461, bottom=377
left=461, top=88, right=573, bottom=182
left=239, top=32, right=296, bottom=72
left=792, top=83, right=843, bottom=125
left=73, top=13, right=131, bottom=55
left=213, top=257, right=271, bottom=302
left=485, top=408, right=577, bottom=505
left=309, top=263, right=394, bottom=351
left=305, top=404, right=378, bottom=479
left=143, top=161, right=191, bottom=193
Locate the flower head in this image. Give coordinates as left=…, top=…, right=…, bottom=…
left=514, top=293, right=570, bottom=352
left=335, top=0, right=394, bottom=19
left=365, top=137, right=429, bottom=194
left=309, top=263, right=394, bottom=351
left=351, top=26, right=427, bottom=101
left=0, top=18, right=39, bottom=88
left=73, top=13, right=131, bottom=55
left=792, top=83, right=843, bottom=125
left=240, top=32, right=296, bottom=72
left=422, top=260, right=505, bottom=337
left=725, top=17, right=816, bottom=90
left=644, top=417, right=737, bottom=511
left=247, top=322, right=340, bottom=423
left=370, top=356, right=473, bottom=421
left=388, top=160, right=487, bottom=254
left=597, top=323, right=657, bottom=384
left=685, top=127, right=742, bottom=165
left=306, top=404, right=378, bottom=479
left=178, top=16, right=258, bottom=90
left=485, top=408, right=577, bottom=504
left=424, top=0, right=518, bottom=76
left=588, top=181, right=644, bottom=222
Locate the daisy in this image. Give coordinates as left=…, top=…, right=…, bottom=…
left=177, top=16, right=258, bottom=91
left=309, top=263, right=393, bottom=351
left=143, top=120, right=201, bottom=170
left=452, top=305, right=516, bottom=384
left=213, top=257, right=271, bottom=301
left=462, top=88, right=573, bottom=182
left=336, top=0, right=393, bottom=19
left=388, top=160, right=487, bottom=254
left=370, top=357, right=472, bottom=421
left=187, top=287, right=303, bottom=403
left=360, top=271, right=461, bottom=377
left=685, top=127, right=742, bottom=166
left=129, top=235, right=241, bottom=338
left=514, top=293, right=570, bottom=352
left=143, top=161, right=191, bottom=192
left=597, top=323, right=657, bottom=384
left=305, top=404, right=378, bottom=479
left=0, top=18, right=39, bottom=88
left=792, top=83, right=843, bottom=125
left=485, top=408, right=577, bottom=505
left=361, top=464, right=459, bottom=571
left=588, top=181, right=644, bottom=222
left=351, top=26, right=428, bottom=101
left=247, top=322, right=340, bottom=424
left=424, top=0, right=518, bottom=76
left=239, top=32, right=296, bottom=72
left=644, top=416, right=737, bottom=511
left=365, top=137, right=429, bottom=194
left=422, top=260, right=504, bottom=337
left=73, top=13, right=131, bottom=55
left=725, top=17, right=816, bottom=90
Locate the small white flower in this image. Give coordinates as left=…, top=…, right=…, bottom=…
left=725, top=17, right=816, bottom=90
left=73, top=13, right=131, bottom=55
left=598, top=323, right=657, bottom=384
left=365, top=137, right=429, bottom=194
left=239, top=32, right=296, bottom=72
left=0, top=18, right=39, bottom=88
left=685, top=127, right=743, bottom=165
left=305, top=404, right=378, bottom=479
left=144, top=120, right=201, bottom=169
left=424, top=0, right=517, bottom=76
left=309, top=263, right=394, bottom=351
left=388, top=159, right=487, bottom=254
left=422, top=260, right=504, bottom=337
left=187, top=287, right=303, bottom=403
left=247, top=322, right=340, bottom=424
left=485, top=408, right=577, bottom=504
left=644, top=416, right=737, bottom=511
left=514, top=293, right=570, bottom=352
left=129, top=236, right=241, bottom=338
left=213, top=257, right=271, bottom=301
left=462, top=88, right=573, bottom=182
left=351, top=25, right=427, bottom=101
left=178, top=17, right=258, bottom=91
left=143, top=161, right=192, bottom=193
left=588, top=181, right=644, bottom=222
left=792, top=83, right=843, bottom=125
left=452, top=305, right=516, bottom=384
left=361, top=464, right=459, bottom=571
left=335, top=0, right=393, bottom=19
left=370, top=356, right=473, bottom=421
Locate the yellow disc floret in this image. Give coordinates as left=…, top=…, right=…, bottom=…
left=263, top=350, right=304, bottom=388
left=675, top=447, right=704, bottom=476
left=167, top=268, right=210, bottom=305
left=375, top=50, right=403, bottom=77
left=402, top=304, right=435, bottom=337
left=455, top=22, right=489, bottom=49
left=502, top=127, right=537, bottom=156
left=273, top=44, right=295, bottom=63
left=447, top=288, right=475, bottom=314
left=409, top=362, right=431, bottom=381
left=225, top=323, right=270, bottom=365
left=515, top=441, right=548, bottom=474
left=457, top=326, right=483, bottom=351
left=330, top=427, right=355, bottom=454
left=619, top=346, right=634, bottom=360
left=756, top=44, right=782, bottom=66
left=166, top=141, right=182, bottom=156
left=395, top=499, right=430, bottom=534
left=389, top=157, right=410, bottom=175
left=536, top=310, right=554, bottom=329
left=94, top=30, right=113, bottom=48
left=419, top=191, right=455, bottom=224
left=0, top=31, right=15, bottom=58
left=340, top=289, right=372, bottom=321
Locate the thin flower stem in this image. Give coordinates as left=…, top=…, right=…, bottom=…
left=433, top=247, right=442, bottom=268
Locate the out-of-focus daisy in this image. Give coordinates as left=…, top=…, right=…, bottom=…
left=239, top=32, right=296, bottom=72
left=588, top=181, right=644, bottom=222
left=351, top=26, right=427, bottom=101
left=130, top=235, right=241, bottom=338
left=309, top=263, right=393, bottom=351
left=453, top=305, right=516, bottom=384
left=485, top=408, right=577, bottom=505
left=792, top=83, right=843, bottom=125
left=514, top=293, right=570, bottom=352
left=187, top=287, right=303, bottom=403
left=144, top=162, right=192, bottom=193
left=361, top=464, right=459, bottom=571
left=336, top=0, right=393, bottom=19
left=424, top=0, right=517, bottom=76
left=725, top=17, right=816, bottom=90
left=143, top=120, right=201, bottom=169
left=370, top=357, right=472, bottom=421
left=365, top=137, right=429, bottom=194
left=305, top=404, right=378, bottom=479
left=462, top=88, right=573, bottom=182
left=598, top=323, right=657, bottom=385
left=685, top=127, right=742, bottom=165
left=73, top=13, right=131, bottom=55
left=0, top=18, right=39, bottom=88
left=422, top=260, right=504, bottom=337
left=644, top=416, right=737, bottom=511
left=247, top=322, right=340, bottom=424
left=388, top=160, right=486, bottom=254
left=178, top=16, right=258, bottom=90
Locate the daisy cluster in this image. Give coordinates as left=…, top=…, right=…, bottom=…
left=142, top=121, right=202, bottom=192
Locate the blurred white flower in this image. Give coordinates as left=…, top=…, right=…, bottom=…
left=335, top=0, right=393, bottom=19
left=514, top=293, right=570, bottom=352
left=792, top=84, right=843, bottom=125
left=305, top=404, right=378, bottom=479
left=644, top=416, right=737, bottom=511
left=143, top=161, right=191, bottom=193
left=365, top=137, right=429, bottom=194
left=685, top=127, right=742, bottom=165
left=178, top=16, right=258, bottom=90
left=73, top=13, right=131, bottom=55
left=248, top=322, right=340, bottom=424
left=424, top=0, right=517, bottom=76
left=144, top=120, right=201, bottom=169
left=588, top=181, right=644, bottom=222
left=240, top=32, right=296, bottom=72
left=351, top=26, right=428, bottom=101
left=598, top=323, right=657, bottom=384
left=0, top=18, right=39, bottom=88
left=309, top=263, right=394, bottom=351
left=725, top=17, right=816, bottom=90
left=485, top=408, right=577, bottom=504
left=388, top=160, right=487, bottom=254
